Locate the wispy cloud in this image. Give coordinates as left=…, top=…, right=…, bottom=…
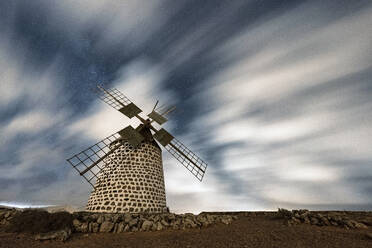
left=192, top=2, right=372, bottom=209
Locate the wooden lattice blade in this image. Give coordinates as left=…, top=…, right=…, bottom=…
left=94, top=85, right=143, bottom=119
left=148, top=110, right=168, bottom=125
left=163, top=136, right=208, bottom=181
left=66, top=131, right=121, bottom=187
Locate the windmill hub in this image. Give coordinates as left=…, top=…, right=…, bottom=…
left=67, top=85, right=208, bottom=214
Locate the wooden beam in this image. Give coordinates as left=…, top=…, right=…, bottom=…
left=168, top=142, right=205, bottom=173
left=79, top=144, right=121, bottom=175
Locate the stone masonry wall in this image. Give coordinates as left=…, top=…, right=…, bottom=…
left=86, top=139, right=166, bottom=213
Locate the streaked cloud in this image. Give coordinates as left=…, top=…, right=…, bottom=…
left=0, top=0, right=371, bottom=212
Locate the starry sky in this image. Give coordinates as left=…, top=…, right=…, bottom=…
left=1, top=0, right=372, bottom=213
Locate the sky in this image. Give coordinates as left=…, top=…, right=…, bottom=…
left=0, top=0, right=372, bottom=213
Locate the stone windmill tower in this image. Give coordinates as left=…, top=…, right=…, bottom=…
left=67, top=85, right=207, bottom=213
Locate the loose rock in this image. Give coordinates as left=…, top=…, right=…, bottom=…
left=124, top=213, right=132, bottom=223
left=161, top=219, right=169, bottom=227
left=128, top=218, right=138, bottom=228
left=73, top=219, right=89, bottom=233
left=221, top=216, right=233, bottom=225
left=100, top=221, right=114, bottom=233
left=92, top=223, right=100, bottom=233
left=96, top=215, right=104, bottom=224
left=141, top=220, right=153, bottom=231
left=35, top=228, right=71, bottom=242
left=116, top=222, right=125, bottom=233
left=354, top=222, right=368, bottom=229
left=156, top=222, right=164, bottom=231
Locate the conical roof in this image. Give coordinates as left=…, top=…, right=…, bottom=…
left=136, top=124, right=161, bottom=149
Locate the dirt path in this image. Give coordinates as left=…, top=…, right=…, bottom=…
left=1, top=214, right=371, bottom=248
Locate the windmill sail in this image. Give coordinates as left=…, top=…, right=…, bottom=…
left=153, top=130, right=207, bottom=181
left=95, top=85, right=143, bottom=119
left=95, top=85, right=131, bottom=110
left=66, top=131, right=121, bottom=187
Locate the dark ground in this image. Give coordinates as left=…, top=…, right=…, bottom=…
left=1, top=212, right=372, bottom=248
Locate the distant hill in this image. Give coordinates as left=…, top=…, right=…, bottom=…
left=0, top=204, right=84, bottom=213
left=0, top=205, right=18, bottom=210
left=42, top=205, right=85, bottom=213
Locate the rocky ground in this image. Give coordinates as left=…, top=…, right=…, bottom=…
left=1, top=207, right=372, bottom=247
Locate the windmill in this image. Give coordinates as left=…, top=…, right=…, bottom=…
left=67, top=85, right=207, bottom=213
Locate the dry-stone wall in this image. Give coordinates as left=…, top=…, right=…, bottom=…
left=2, top=208, right=372, bottom=242
left=0, top=208, right=238, bottom=241
left=71, top=212, right=237, bottom=233
left=277, top=208, right=370, bottom=229
left=86, top=139, right=166, bottom=213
